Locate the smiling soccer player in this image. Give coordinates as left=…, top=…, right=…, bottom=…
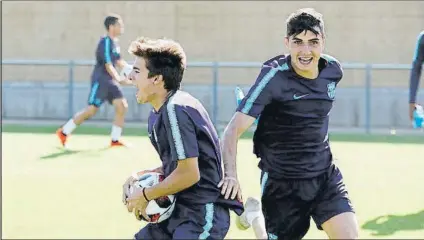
left=219, top=8, right=359, bottom=240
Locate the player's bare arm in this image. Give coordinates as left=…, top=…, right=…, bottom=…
left=127, top=158, right=200, bottom=219
left=115, top=59, right=133, bottom=85
left=117, top=58, right=129, bottom=69
left=409, top=32, right=424, bottom=120
left=219, top=112, right=256, bottom=200
left=219, top=63, right=278, bottom=200
left=122, top=166, right=164, bottom=204
left=145, top=158, right=200, bottom=200
left=105, top=63, right=124, bottom=82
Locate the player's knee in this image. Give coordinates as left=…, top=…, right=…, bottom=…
left=114, top=99, right=128, bottom=115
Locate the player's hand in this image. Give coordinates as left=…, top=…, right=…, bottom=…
left=218, top=176, right=243, bottom=201
left=122, top=175, right=137, bottom=205
left=127, top=187, right=150, bottom=221
left=409, top=103, right=417, bottom=121
left=118, top=77, right=133, bottom=86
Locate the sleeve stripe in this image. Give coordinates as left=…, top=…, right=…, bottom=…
left=167, top=95, right=186, bottom=160
left=413, top=31, right=424, bottom=61
left=241, top=63, right=288, bottom=114
left=104, top=37, right=112, bottom=63
left=321, top=54, right=337, bottom=63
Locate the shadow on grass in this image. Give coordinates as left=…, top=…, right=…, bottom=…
left=3, top=123, right=424, bottom=144
left=40, top=146, right=110, bottom=160
left=362, top=210, right=424, bottom=236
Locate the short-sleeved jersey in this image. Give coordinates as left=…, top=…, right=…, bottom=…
left=148, top=90, right=244, bottom=214
left=236, top=54, right=343, bottom=179
left=91, top=36, right=121, bottom=82
left=409, top=31, right=424, bottom=103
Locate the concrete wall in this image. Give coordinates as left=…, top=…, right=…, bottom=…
left=2, top=82, right=422, bottom=130
left=2, top=1, right=424, bottom=88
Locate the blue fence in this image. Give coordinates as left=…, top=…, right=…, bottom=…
left=1, top=59, right=418, bottom=133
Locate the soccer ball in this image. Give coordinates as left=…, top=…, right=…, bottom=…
left=120, top=64, right=133, bottom=78
left=128, top=172, right=176, bottom=223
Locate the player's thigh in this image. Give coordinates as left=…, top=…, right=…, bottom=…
left=172, top=203, right=230, bottom=240
left=321, top=212, right=359, bottom=239
left=134, top=223, right=171, bottom=240
left=311, top=164, right=357, bottom=234
left=260, top=172, right=311, bottom=240
left=87, top=81, right=106, bottom=107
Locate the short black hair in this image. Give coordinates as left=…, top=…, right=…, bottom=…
left=286, top=8, right=325, bottom=38
left=104, top=14, right=121, bottom=30
left=128, top=37, right=187, bottom=92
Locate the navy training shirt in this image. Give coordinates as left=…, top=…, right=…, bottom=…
left=148, top=90, right=244, bottom=215
left=409, top=31, right=424, bottom=103
left=91, top=36, right=121, bottom=82
left=236, top=54, right=343, bottom=179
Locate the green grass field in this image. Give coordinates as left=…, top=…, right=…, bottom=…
left=2, top=125, right=424, bottom=239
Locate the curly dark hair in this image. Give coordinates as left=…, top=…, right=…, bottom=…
left=286, top=8, right=325, bottom=38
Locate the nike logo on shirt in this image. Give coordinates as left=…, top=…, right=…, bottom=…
left=293, top=94, right=309, bottom=100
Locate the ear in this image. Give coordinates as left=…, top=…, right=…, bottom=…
left=153, top=75, right=164, bottom=85
left=284, top=36, right=290, bottom=49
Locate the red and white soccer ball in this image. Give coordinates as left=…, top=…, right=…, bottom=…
left=128, top=172, right=176, bottom=223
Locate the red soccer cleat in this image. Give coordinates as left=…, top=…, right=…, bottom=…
left=56, top=128, right=68, bottom=147
left=110, top=140, right=130, bottom=147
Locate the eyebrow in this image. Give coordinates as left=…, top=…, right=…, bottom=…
left=133, top=66, right=140, bottom=70
left=292, top=37, right=320, bottom=42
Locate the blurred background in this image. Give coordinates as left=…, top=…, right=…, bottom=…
left=2, top=1, right=424, bottom=132
left=2, top=1, right=424, bottom=239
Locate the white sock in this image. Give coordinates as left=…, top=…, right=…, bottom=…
left=62, top=119, right=76, bottom=135
left=247, top=211, right=262, bottom=226
left=111, top=125, right=122, bottom=141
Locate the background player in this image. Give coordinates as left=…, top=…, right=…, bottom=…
left=219, top=8, right=359, bottom=239
left=122, top=37, right=244, bottom=239
left=409, top=31, right=424, bottom=125
left=56, top=14, right=131, bottom=147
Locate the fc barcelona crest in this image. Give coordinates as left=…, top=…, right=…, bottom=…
left=327, top=82, right=336, bottom=99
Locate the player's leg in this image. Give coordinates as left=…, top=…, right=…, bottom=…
left=56, top=81, right=104, bottom=146
left=172, top=203, right=230, bottom=239
left=251, top=215, right=267, bottom=239
left=134, top=223, right=171, bottom=240
left=260, top=172, right=312, bottom=240
left=321, top=212, right=358, bottom=239
left=311, top=164, right=359, bottom=239
left=107, top=82, right=128, bottom=146
left=236, top=197, right=267, bottom=239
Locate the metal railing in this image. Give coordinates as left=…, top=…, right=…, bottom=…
left=1, top=59, right=417, bottom=134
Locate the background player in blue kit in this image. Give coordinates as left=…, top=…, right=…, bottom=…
left=219, top=8, right=359, bottom=239
left=123, top=37, right=243, bottom=239
left=408, top=31, right=424, bottom=128
left=56, top=14, right=132, bottom=147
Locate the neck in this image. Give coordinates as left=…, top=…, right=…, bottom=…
left=107, top=32, right=116, bottom=40
left=291, top=59, right=319, bottom=80
left=151, top=90, right=173, bottom=112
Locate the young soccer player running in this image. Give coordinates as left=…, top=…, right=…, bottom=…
left=56, top=14, right=132, bottom=147
left=408, top=31, right=423, bottom=124
left=219, top=8, right=359, bottom=239
left=122, top=37, right=244, bottom=239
